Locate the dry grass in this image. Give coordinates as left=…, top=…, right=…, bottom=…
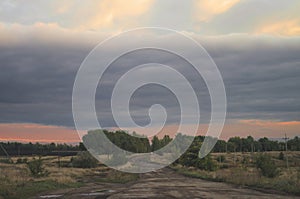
left=0, top=155, right=139, bottom=198
left=0, top=156, right=87, bottom=198
left=172, top=151, right=300, bottom=195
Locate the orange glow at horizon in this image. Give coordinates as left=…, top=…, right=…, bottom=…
left=127, top=120, right=300, bottom=140
left=0, top=120, right=299, bottom=143
left=0, top=123, right=80, bottom=143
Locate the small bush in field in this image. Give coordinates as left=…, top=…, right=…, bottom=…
left=216, top=155, right=225, bottom=163
left=16, top=158, right=28, bottom=164
left=242, top=156, right=250, bottom=164
left=71, top=151, right=98, bottom=168
left=255, top=154, right=279, bottom=178
left=197, top=154, right=217, bottom=171
left=107, top=152, right=128, bottom=166
left=278, top=152, right=284, bottom=160
left=27, top=157, right=49, bottom=177
left=220, top=164, right=229, bottom=169
left=0, top=158, right=13, bottom=164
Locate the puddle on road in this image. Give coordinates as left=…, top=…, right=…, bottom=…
left=80, top=189, right=115, bottom=196
left=40, top=190, right=115, bottom=198
left=40, top=195, right=63, bottom=198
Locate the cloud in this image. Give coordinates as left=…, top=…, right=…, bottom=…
left=239, top=119, right=300, bottom=127
left=126, top=119, right=300, bottom=140
left=1, top=120, right=299, bottom=143
left=1, top=0, right=300, bottom=36
left=0, top=0, right=154, bottom=32
left=1, top=1, right=300, bottom=141
left=257, top=20, right=300, bottom=36
left=194, top=0, right=240, bottom=22
left=0, top=28, right=299, bottom=135
left=78, top=0, right=154, bottom=30
left=197, top=0, right=300, bottom=35
left=0, top=22, right=106, bottom=47
left=0, top=123, right=79, bottom=143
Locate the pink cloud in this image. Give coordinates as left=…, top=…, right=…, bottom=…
left=0, top=123, right=80, bottom=143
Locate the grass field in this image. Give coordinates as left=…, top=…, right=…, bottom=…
left=0, top=156, right=138, bottom=199
left=171, top=151, right=300, bottom=195
left=1, top=152, right=299, bottom=198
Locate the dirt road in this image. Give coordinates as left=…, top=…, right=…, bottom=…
left=36, top=168, right=299, bottom=199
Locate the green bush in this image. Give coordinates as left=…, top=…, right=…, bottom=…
left=255, top=154, right=279, bottom=178
left=217, top=155, right=226, bottom=163
left=178, top=145, right=199, bottom=167
left=71, top=151, right=98, bottom=168
left=27, top=157, right=49, bottom=177
left=16, top=158, right=28, bottom=164
left=278, top=152, right=284, bottom=160
left=107, top=152, right=128, bottom=166
left=197, top=154, right=217, bottom=171
left=242, top=156, right=250, bottom=164
left=220, top=164, right=229, bottom=169
left=0, top=158, right=13, bottom=164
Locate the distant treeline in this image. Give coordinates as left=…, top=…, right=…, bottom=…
left=212, top=136, right=300, bottom=153
left=84, top=130, right=300, bottom=154
left=0, top=142, right=85, bottom=156
left=0, top=130, right=299, bottom=156
left=82, top=129, right=172, bottom=154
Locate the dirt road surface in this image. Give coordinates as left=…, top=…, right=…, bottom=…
left=36, top=168, right=299, bottom=199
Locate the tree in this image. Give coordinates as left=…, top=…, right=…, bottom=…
left=161, top=135, right=172, bottom=147
left=196, top=154, right=217, bottom=171
left=151, top=136, right=161, bottom=151
left=213, top=140, right=227, bottom=152
left=243, top=136, right=254, bottom=152
left=288, top=136, right=300, bottom=151
left=256, top=154, right=279, bottom=178
left=179, top=145, right=199, bottom=167
left=27, top=157, right=49, bottom=177
left=278, top=152, right=284, bottom=160
left=228, top=137, right=242, bottom=152
left=79, top=142, right=87, bottom=151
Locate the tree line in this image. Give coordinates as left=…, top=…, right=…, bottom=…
left=212, top=135, right=300, bottom=153
left=0, top=142, right=84, bottom=156
left=0, top=130, right=299, bottom=157
left=81, top=129, right=173, bottom=154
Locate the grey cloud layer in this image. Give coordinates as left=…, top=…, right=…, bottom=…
left=0, top=34, right=299, bottom=128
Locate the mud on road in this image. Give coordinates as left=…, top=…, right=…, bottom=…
left=36, top=168, right=299, bottom=199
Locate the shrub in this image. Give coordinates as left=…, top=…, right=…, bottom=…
left=217, top=155, right=225, bottom=163
left=219, top=155, right=226, bottom=162
left=278, top=152, right=284, bottom=160
left=16, top=158, right=28, bottom=164
left=27, top=157, right=49, bottom=177
left=178, top=145, right=199, bottom=167
left=107, top=152, right=128, bottom=166
left=242, top=156, right=250, bottom=164
left=0, top=158, right=13, bottom=164
left=197, top=154, right=217, bottom=171
left=71, top=151, right=98, bottom=168
left=220, top=164, right=229, bottom=169
left=255, top=154, right=279, bottom=178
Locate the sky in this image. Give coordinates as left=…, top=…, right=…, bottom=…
left=0, top=0, right=300, bottom=143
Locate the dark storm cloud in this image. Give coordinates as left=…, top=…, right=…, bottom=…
left=0, top=34, right=299, bottom=128
left=0, top=42, right=91, bottom=126
left=200, top=35, right=300, bottom=121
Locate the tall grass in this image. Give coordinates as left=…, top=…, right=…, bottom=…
left=171, top=152, right=300, bottom=195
